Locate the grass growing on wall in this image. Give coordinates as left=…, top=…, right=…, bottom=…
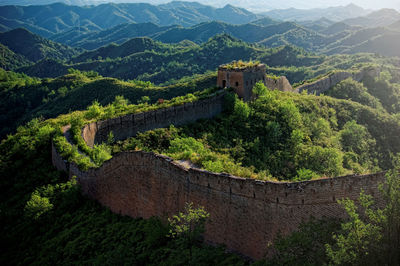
left=113, top=82, right=400, bottom=181
left=52, top=86, right=224, bottom=170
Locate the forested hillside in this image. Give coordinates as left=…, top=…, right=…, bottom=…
left=0, top=28, right=80, bottom=62
left=2, top=33, right=399, bottom=138
left=0, top=68, right=216, bottom=138
left=0, top=2, right=398, bottom=59
left=1, top=2, right=400, bottom=265
left=2, top=66, right=400, bottom=264
left=11, top=34, right=398, bottom=86
left=0, top=43, right=31, bottom=70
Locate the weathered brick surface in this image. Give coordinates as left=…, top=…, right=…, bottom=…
left=297, top=67, right=381, bottom=95
left=217, top=64, right=294, bottom=101
left=81, top=92, right=226, bottom=147
left=52, top=145, right=386, bottom=259
left=265, top=76, right=294, bottom=92
left=51, top=88, right=387, bottom=260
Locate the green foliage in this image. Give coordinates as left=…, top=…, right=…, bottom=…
left=252, top=81, right=268, bottom=97
left=326, top=192, right=384, bottom=265
left=85, top=100, right=103, bottom=120
left=168, top=202, right=210, bottom=240
left=293, top=168, right=318, bottom=182
left=115, top=83, right=399, bottom=180
left=165, top=136, right=257, bottom=178
left=259, top=219, right=340, bottom=266
left=362, top=72, right=400, bottom=114
left=0, top=67, right=216, bottom=138
left=327, top=78, right=383, bottom=110
left=92, top=143, right=112, bottom=166
left=221, top=60, right=261, bottom=69
left=339, top=120, right=376, bottom=167
left=326, top=155, right=400, bottom=265
left=168, top=203, right=211, bottom=264
left=233, top=97, right=251, bottom=120
left=0, top=109, right=245, bottom=265
left=24, top=191, right=54, bottom=220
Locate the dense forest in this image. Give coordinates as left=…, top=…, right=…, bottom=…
left=1, top=1, right=400, bottom=265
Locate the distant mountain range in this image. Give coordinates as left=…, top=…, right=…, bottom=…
left=342, top=8, right=400, bottom=27
left=1, top=0, right=399, bottom=12
left=0, top=2, right=259, bottom=37
left=44, top=16, right=400, bottom=57
left=262, top=4, right=371, bottom=22
left=0, top=1, right=399, bottom=75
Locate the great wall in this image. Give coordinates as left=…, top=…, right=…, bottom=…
left=52, top=63, right=386, bottom=260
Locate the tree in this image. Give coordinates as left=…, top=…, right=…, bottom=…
left=326, top=155, right=400, bottom=265
left=253, top=81, right=268, bottom=97
left=168, top=202, right=210, bottom=262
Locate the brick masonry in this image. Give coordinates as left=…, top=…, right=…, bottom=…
left=82, top=91, right=226, bottom=147
left=52, top=86, right=387, bottom=260
left=52, top=147, right=386, bottom=260
left=217, top=64, right=294, bottom=101
left=297, top=67, right=381, bottom=95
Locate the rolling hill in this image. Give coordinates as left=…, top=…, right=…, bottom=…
left=17, top=35, right=326, bottom=83
left=0, top=28, right=80, bottom=62
left=48, top=20, right=313, bottom=49
left=50, top=23, right=178, bottom=50
left=70, top=37, right=187, bottom=63
left=0, top=43, right=31, bottom=70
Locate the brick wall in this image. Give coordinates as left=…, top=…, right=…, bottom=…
left=51, top=85, right=386, bottom=260
left=297, top=67, right=381, bottom=95
left=82, top=91, right=226, bottom=147
left=52, top=144, right=386, bottom=259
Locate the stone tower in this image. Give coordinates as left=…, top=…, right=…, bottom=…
left=217, top=62, right=267, bottom=101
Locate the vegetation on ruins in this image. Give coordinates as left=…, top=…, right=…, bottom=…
left=115, top=78, right=399, bottom=181
left=262, top=157, right=400, bottom=266
left=0, top=104, right=246, bottom=266
left=221, top=60, right=262, bottom=69
left=1, top=9, right=400, bottom=263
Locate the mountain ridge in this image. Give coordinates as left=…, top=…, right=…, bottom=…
left=0, top=1, right=260, bottom=35
left=0, top=28, right=80, bottom=62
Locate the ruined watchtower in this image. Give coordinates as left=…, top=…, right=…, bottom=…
left=217, top=61, right=266, bottom=101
